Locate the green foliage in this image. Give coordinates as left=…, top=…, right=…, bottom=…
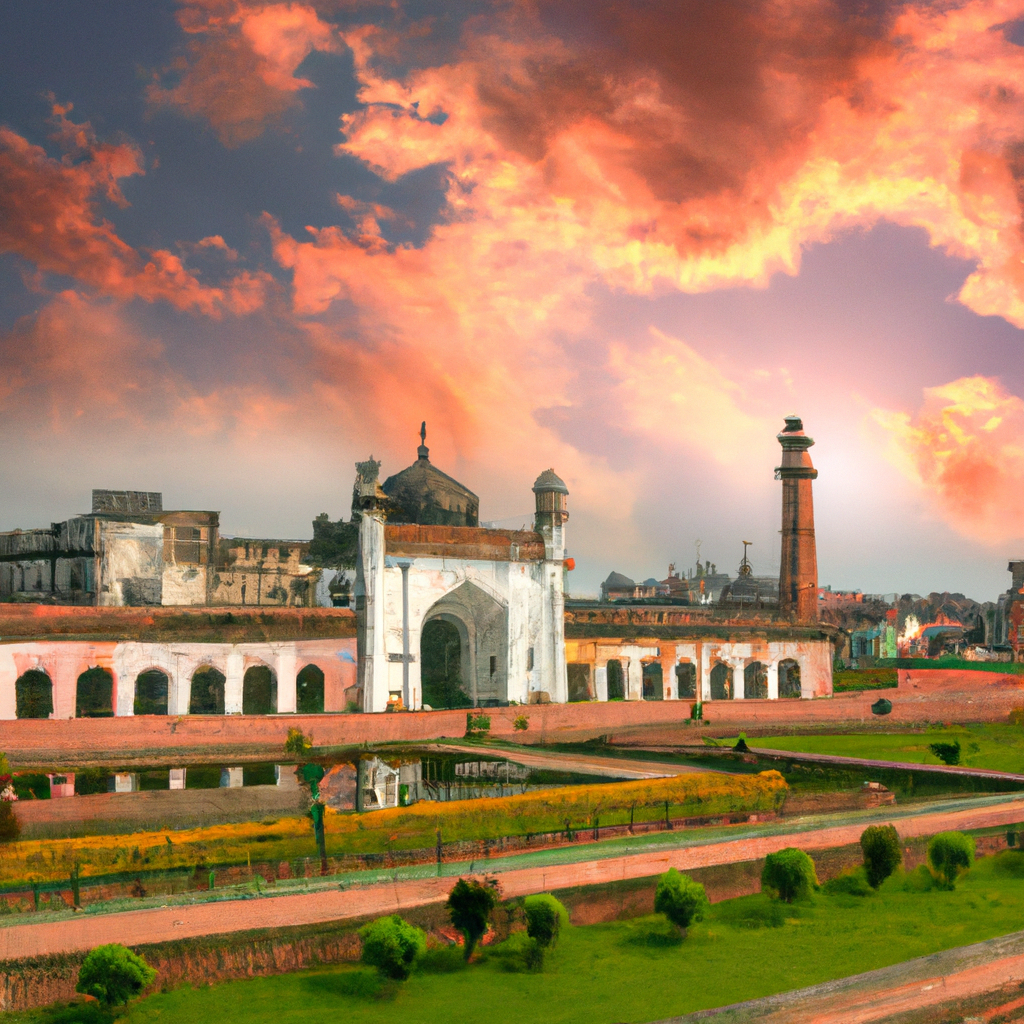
left=928, top=830, right=975, bottom=887
left=761, top=848, right=818, bottom=903
left=284, top=728, right=312, bottom=756
left=524, top=893, right=569, bottom=948
left=308, top=514, right=359, bottom=569
left=417, top=945, right=467, bottom=974
left=491, top=931, right=544, bottom=972
left=0, top=751, right=10, bottom=775
left=512, top=715, right=530, bottom=732
left=0, top=802, right=20, bottom=842
left=654, top=868, right=709, bottom=931
left=465, top=714, right=492, bottom=738
left=712, top=893, right=786, bottom=928
left=359, top=915, right=427, bottom=980
left=447, top=878, right=499, bottom=959
left=903, top=864, right=937, bottom=892
left=860, top=824, right=903, bottom=888
left=992, top=850, right=1024, bottom=878
left=622, top=914, right=685, bottom=946
left=832, top=668, right=898, bottom=692
left=40, top=1001, right=115, bottom=1024
left=76, top=943, right=156, bottom=1006
left=929, top=740, right=961, bottom=765
left=822, top=868, right=873, bottom=897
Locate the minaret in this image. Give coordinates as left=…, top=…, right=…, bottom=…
left=776, top=416, right=819, bottom=622
left=532, top=469, right=569, bottom=704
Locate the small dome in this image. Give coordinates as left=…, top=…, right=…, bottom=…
left=532, top=468, right=568, bottom=495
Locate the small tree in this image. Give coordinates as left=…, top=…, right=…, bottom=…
left=359, top=915, right=426, bottom=980
left=929, top=740, right=961, bottom=766
left=284, top=728, right=312, bottom=755
left=928, top=831, right=975, bottom=888
left=448, top=877, right=499, bottom=959
left=76, top=944, right=156, bottom=1006
left=761, top=848, right=818, bottom=903
left=861, top=824, right=903, bottom=888
left=654, top=868, right=709, bottom=931
left=524, top=893, right=569, bottom=947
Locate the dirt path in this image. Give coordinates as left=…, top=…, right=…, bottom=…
left=438, top=742, right=716, bottom=779
left=5, top=796, right=1024, bottom=962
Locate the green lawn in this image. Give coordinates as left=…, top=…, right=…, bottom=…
left=32, top=853, right=1024, bottom=1024
left=748, top=724, right=1024, bottom=774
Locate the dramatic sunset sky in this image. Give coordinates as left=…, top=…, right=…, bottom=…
left=2, top=1, right=1024, bottom=600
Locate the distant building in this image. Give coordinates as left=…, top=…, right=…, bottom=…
left=0, top=490, right=318, bottom=607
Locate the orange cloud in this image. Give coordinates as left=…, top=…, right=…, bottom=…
left=0, top=109, right=270, bottom=316
left=872, top=376, right=1024, bottom=543
left=331, top=0, right=1024, bottom=325
left=148, top=0, right=342, bottom=146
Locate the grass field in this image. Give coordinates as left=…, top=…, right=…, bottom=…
left=18, top=850, right=1024, bottom=1024
left=748, top=724, right=1024, bottom=774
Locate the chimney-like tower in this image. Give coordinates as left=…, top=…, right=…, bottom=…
left=776, top=415, right=818, bottom=622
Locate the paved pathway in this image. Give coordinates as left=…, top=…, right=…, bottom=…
left=437, top=742, right=716, bottom=779
left=5, top=795, right=1024, bottom=961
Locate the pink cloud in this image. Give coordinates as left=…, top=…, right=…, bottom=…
left=872, top=375, right=1024, bottom=544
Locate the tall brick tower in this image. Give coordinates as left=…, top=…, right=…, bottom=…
left=776, top=415, right=819, bottom=622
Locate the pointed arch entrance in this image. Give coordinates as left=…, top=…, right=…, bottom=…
left=421, top=580, right=508, bottom=707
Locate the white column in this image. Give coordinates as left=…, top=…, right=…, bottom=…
left=224, top=650, right=244, bottom=714
left=358, top=512, right=389, bottom=712
left=114, top=664, right=134, bottom=716
left=666, top=660, right=677, bottom=700
left=732, top=662, right=745, bottom=700
left=595, top=664, right=608, bottom=702
left=0, top=646, right=17, bottom=720
left=767, top=662, right=779, bottom=700
left=626, top=658, right=643, bottom=700
left=276, top=645, right=297, bottom=713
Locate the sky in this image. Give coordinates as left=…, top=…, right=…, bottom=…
left=1, top=0, right=1024, bottom=602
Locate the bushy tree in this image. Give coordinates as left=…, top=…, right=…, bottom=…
left=524, top=893, right=569, bottom=947
left=929, top=740, right=961, bottom=766
left=448, top=878, right=499, bottom=959
left=654, top=869, right=709, bottom=931
left=928, top=831, right=975, bottom=888
left=761, top=848, right=818, bottom=903
left=359, top=915, right=426, bottom=979
left=861, top=824, right=903, bottom=888
left=76, top=944, right=156, bottom=1006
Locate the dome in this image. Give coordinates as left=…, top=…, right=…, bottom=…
left=532, top=468, right=568, bottom=495
left=381, top=423, right=479, bottom=527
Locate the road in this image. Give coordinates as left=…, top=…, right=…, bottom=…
left=4, top=794, right=1024, bottom=961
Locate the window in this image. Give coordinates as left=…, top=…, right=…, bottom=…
left=490, top=655, right=497, bottom=676
left=527, top=647, right=534, bottom=671
left=163, top=525, right=207, bottom=565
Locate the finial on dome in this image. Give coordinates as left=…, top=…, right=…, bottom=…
left=417, top=421, right=429, bottom=461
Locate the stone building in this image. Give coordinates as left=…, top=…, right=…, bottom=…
left=0, top=490, right=319, bottom=608
left=352, top=431, right=568, bottom=711
left=0, top=416, right=836, bottom=720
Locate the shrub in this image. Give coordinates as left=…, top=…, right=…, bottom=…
left=513, top=714, right=530, bottom=732
left=524, top=893, right=569, bottom=947
left=860, top=824, right=903, bottom=888
left=928, top=831, right=975, bottom=888
left=0, top=803, right=20, bottom=843
left=929, top=740, right=961, bottom=766
left=448, top=878, right=499, bottom=959
left=654, top=868, right=709, bottom=931
left=465, top=714, right=492, bottom=737
left=822, top=867, right=873, bottom=897
left=76, top=944, right=156, bottom=1006
left=418, top=945, right=467, bottom=974
left=358, top=915, right=426, bottom=979
left=284, top=728, right=312, bottom=755
left=623, top=914, right=685, bottom=946
left=491, top=931, right=544, bottom=972
left=761, top=848, right=818, bottom=903
left=713, top=894, right=786, bottom=929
